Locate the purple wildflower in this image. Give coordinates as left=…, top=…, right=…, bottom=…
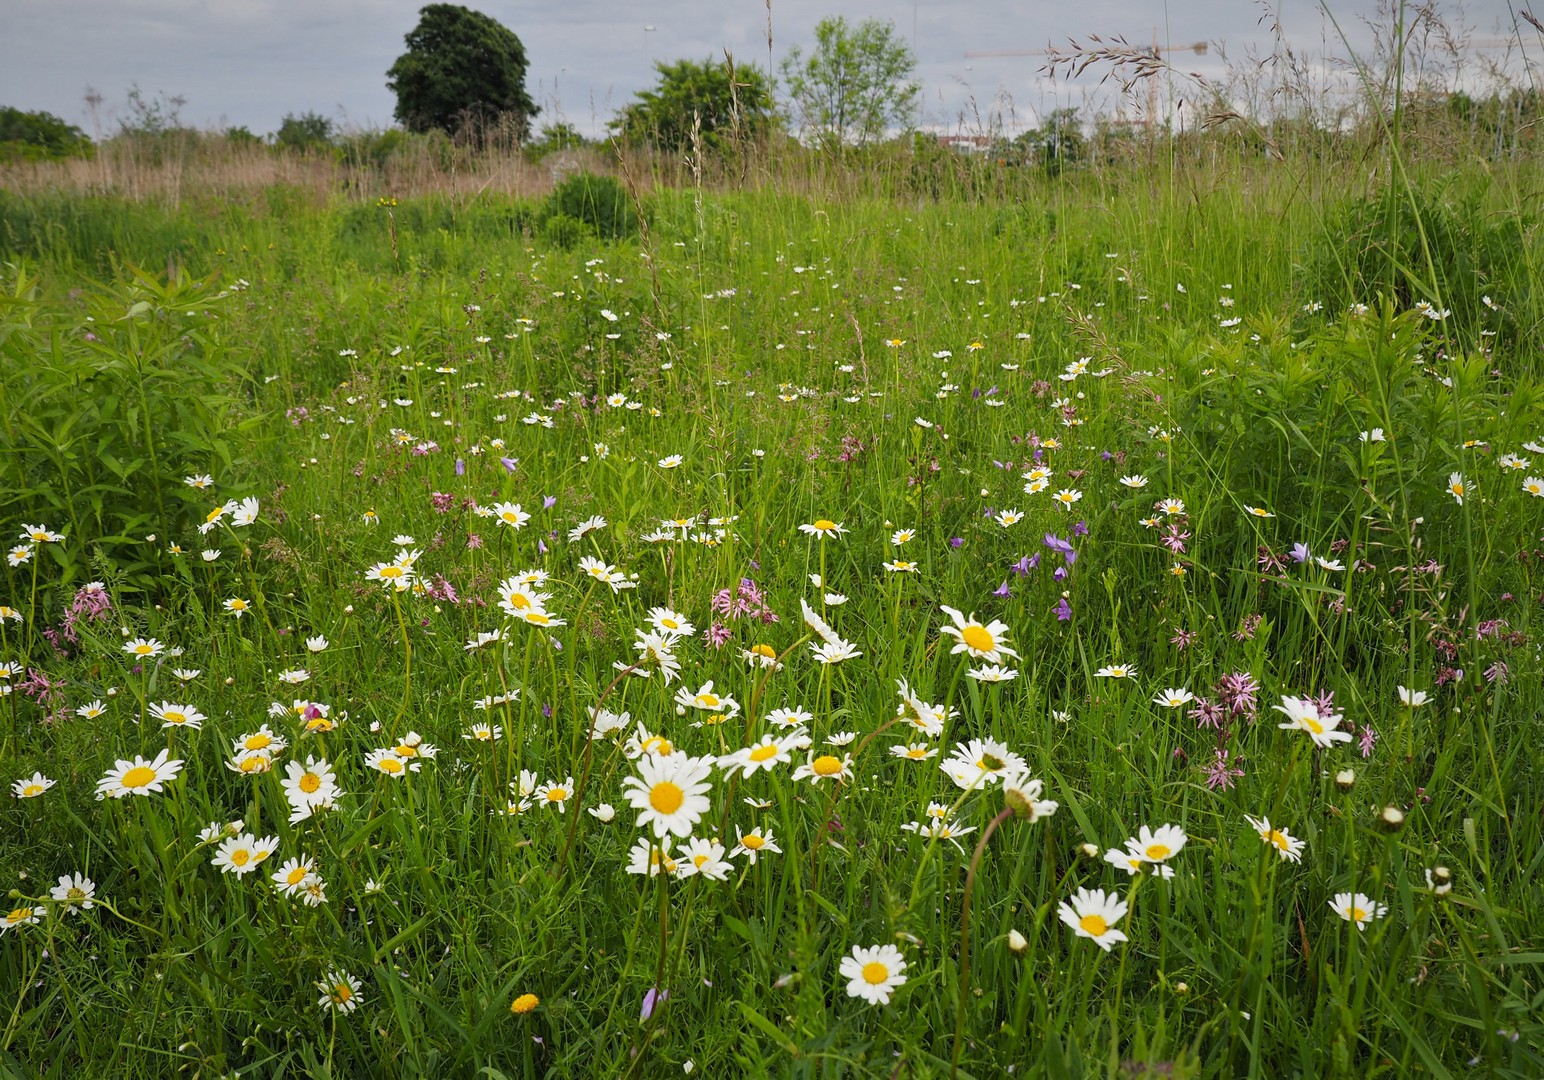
left=1357, top=724, right=1378, bottom=758
left=1202, top=748, right=1245, bottom=791
left=1190, top=697, right=1225, bottom=730
left=1053, top=597, right=1072, bottom=622
left=1216, top=672, right=1260, bottom=718
left=1233, top=614, right=1263, bottom=641
left=1289, top=542, right=1311, bottom=564
left=992, top=581, right=1012, bottom=598
left=641, top=987, right=669, bottom=1021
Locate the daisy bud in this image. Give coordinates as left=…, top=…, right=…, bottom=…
left=1175, top=982, right=1189, bottom=995
left=1429, top=865, right=1452, bottom=896
left=1334, top=768, right=1357, bottom=792
left=1377, top=805, right=1406, bottom=832
left=1007, top=929, right=1028, bottom=955
left=1079, top=842, right=1100, bottom=859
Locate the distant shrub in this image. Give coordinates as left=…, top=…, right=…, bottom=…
left=540, top=212, right=591, bottom=250
left=274, top=112, right=335, bottom=153
left=544, top=173, right=638, bottom=241
left=0, top=106, right=93, bottom=162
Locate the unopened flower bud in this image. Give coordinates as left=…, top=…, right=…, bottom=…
left=1427, top=865, right=1452, bottom=896
left=1334, top=768, right=1356, bottom=792
left=1377, top=805, right=1406, bottom=832
left=1079, top=842, right=1100, bottom=859
left=1007, top=929, right=1028, bottom=954
left=1175, top=981, right=1189, bottom=995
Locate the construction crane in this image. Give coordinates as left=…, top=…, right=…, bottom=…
left=965, top=37, right=1209, bottom=132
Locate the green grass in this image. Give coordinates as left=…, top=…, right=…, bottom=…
left=0, top=144, right=1542, bottom=1078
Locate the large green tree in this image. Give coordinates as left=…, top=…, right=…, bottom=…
left=780, top=16, right=919, bottom=148
left=386, top=4, right=538, bottom=139
left=613, top=57, right=777, bottom=150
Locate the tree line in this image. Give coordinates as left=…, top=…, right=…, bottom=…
left=3, top=3, right=1537, bottom=167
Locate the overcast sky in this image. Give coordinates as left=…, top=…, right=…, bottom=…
left=3, top=1, right=1536, bottom=138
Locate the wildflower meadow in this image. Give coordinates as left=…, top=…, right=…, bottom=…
left=2, top=124, right=1544, bottom=1076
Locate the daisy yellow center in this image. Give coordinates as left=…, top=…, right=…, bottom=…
left=1079, top=914, right=1109, bottom=937
left=812, top=755, right=843, bottom=777
left=240, top=757, right=265, bottom=773
left=661, top=618, right=680, bottom=629
left=693, top=854, right=709, bottom=868
left=907, top=748, right=928, bottom=759
left=502, top=512, right=519, bottom=523
left=642, top=737, right=673, bottom=755
left=545, top=789, right=566, bottom=802
left=22, top=784, right=42, bottom=796
left=749, top=744, right=780, bottom=762
left=287, top=867, right=308, bottom=885
left=206, top=508, right=225, bottom=524
left=231, top=849, right=251, bottom=867
left=525, top=612, right=550, bottom=625
left=741, top=834, right=764, bottom=849
left=507, top=593, right=531, bottom=609
left=813, top=519, right=836, bottom=531
left=698, top=693, right=719, bottom=707
left=379, top=758, right=403, bottom=773
left=121, top=766, right=156, bottom=789
left=861, top=961, right=890, bottom=985
left=649, top=781, right=684, bottom=815
left=752, top=644, right=776, bottom=658
left=395, top=745, right=418, bottom=757
left=6, top=908, right=30, bottom=924
left=380, top=566, right=403, bottom=579
left=333, top=984, right=352, bottom=1003
left=1303, top=716, right=1324, bottom=735
left=165, top=711, right=186, bottom=723
left=229, top=600, right=246, bottom=610
left=1350, top=906, right=1367, bottom=922
left=1267, top=831, right=1289, bottom=851
left=299, top=773, right=321, bottom=794
left=65, top=887, right=85, bottom=902
left=246, top=734, right=272, bottom=750
left=961, top=625, right=995, bottom=652
left=134, top=644, right=154, bottom=656
left=1145, top=844, right=1171, bottom=860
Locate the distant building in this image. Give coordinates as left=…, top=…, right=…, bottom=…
left=935, top=134, right=993, bottom=154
